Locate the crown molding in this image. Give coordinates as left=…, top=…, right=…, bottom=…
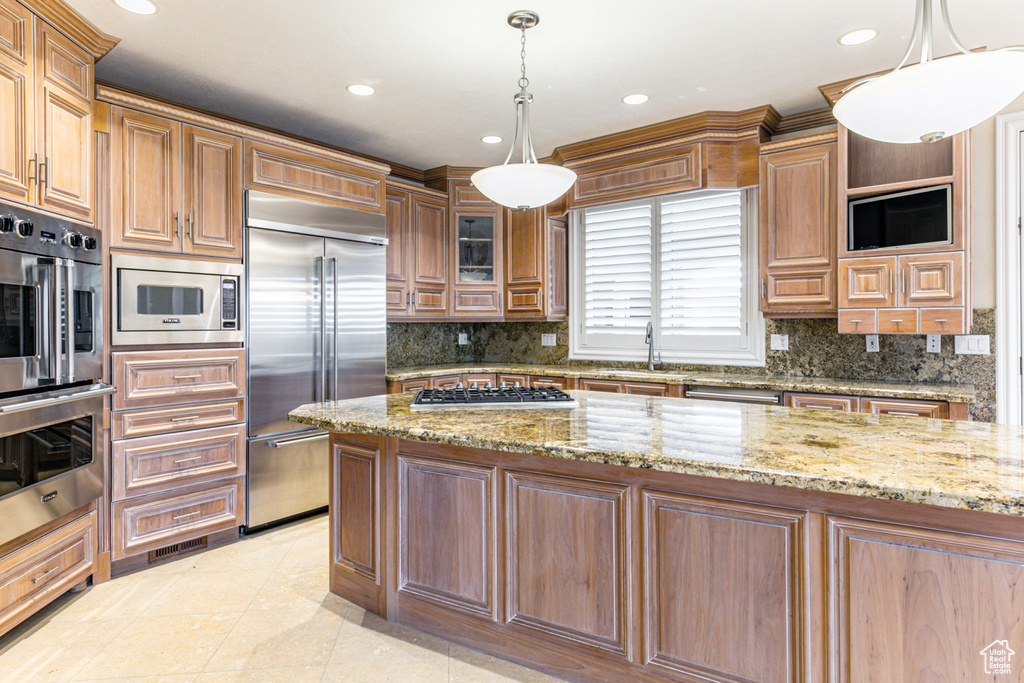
left=759, top=129, right=839, bottom=154
left=773, top=108, right=836, bottom=136
left=23, top=0, right=119, bottom=59
left=386, top=178, right=447, bottom=200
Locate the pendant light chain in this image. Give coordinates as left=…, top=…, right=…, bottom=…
left=518, top=24, right=529, bottom=90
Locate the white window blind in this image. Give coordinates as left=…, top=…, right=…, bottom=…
left=582, top=202, right=652, bottom=338
left=660, top=192, right=743, bottom=336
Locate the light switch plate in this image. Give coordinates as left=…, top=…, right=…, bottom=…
left=541, top=333, right=557, bottom=347
left=458, top=332, right=468, bottom=345
left=866, top=334, right=879, bottom=353
left=926, top=334, right=941, bottom=353
left=770, top=334, right=789, bottom=351
left=954, top=335, right=990, bottom=355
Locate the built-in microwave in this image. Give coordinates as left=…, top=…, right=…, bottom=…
left=112, top=254, right=243, bottom=345
left=848, top=184, right=952, bottom=252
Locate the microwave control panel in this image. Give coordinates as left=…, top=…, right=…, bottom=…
left=222, top=279, right=238, bottom=328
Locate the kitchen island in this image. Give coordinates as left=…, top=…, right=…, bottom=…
left=290, top=391, right=1024, bottom=683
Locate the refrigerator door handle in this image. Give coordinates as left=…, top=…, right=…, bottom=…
left=315, top=256, right=325, bottom=403
left=266, top=432, right=329, bottom=448
left=327, top=256, right=339, bottom=403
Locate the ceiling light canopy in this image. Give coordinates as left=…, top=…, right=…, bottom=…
left=833, top=0, right=1024, bottom=144
left=622, top=93, right=649, bottom=105
left=346, top=84, right=375, bottom=96
left=837, top=28, right=878, bottom=46
left=113, top=0, right=157, bottom=15
left=470, top=11, right=576, bottom=211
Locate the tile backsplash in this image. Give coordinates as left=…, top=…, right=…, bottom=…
left=387, top=309, right=996, bottom=421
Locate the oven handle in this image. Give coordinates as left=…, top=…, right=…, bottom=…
left=45, top=258, right=61, bottom=384
left=63, top=259, right=75, bottom=383
left=0, top=384, right=116, bottom=414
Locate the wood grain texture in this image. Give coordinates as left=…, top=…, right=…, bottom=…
left=900, top=251, right=963, bottom=308
left=571, top=142, right=701, bottom=208
left=410, top=193, right=448, bottom=314
left=182, top=124, right=242, bottom=259
left=830, top=516, right=1024, bottom=682
left=860, top=397, right=947, bottom=419
left=0, top=0, right=32, bottom=205
left=838, top=256, right=895, bottom=309
left=877, top=308, right=919, bottom=334
left=112, top=398, right=245, bottom=440
left=398, top=454, right=495, bottom=616
left=785, top=393, right=860, bottom=412
left=112, top=348, right=245, bottom=410
left=384, top=188, right=410, bottom=314
left=506, top=470, right=630, bottom=655
left=642, top=490, right=804, bottom=683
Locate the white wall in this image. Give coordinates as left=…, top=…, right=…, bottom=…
left=970, top=93, right=1024, bottom=308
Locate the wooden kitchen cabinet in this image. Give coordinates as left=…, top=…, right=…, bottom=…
left=504, top=208, right=569, bottom=320
left=758, top=134, right=837, bottom=317
left=111, top=107, right=243, bottom=258
left=578, top=378, right=674, bottom=396
left=529, top=376, right=571, bottom=390
left=452, top=202, right=504, bottom=318
left=785, top=393, right=860, bottom=411
left=860, top=397, right=947, bottom=419
left=0, top=0, right=94, bottom=222
left=385, top=181, right=449, bottom=318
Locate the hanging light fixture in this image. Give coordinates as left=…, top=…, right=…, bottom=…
left=471, top=11, right=577, bottom=210
left=833, top=0, right=1024, bottom=144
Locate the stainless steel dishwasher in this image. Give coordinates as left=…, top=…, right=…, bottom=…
left=683, top=385, right=783, bottom=405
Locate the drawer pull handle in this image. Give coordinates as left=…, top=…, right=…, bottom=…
left=891, top=319, right=902, bottom=323
left=886, top=411, right=920, bottom=417
left=173, top=511, right=201, bottom=520
left=935, top=319, right=947, bottom=323
left=849, top=319, right=861, bottom=324
left=32, top=567, right=58, bottom=583
left=805, top=404, right=837, bottom=410
left=173, top=375, right=202, bottom=380
left=173, top=456, right=203, bottom=464
left=170, top=416, right=201, bottom=422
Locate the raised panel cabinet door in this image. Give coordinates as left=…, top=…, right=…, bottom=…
left=0, top=0, right=33, bottom=206
left=829, top=517, right=1024, bottom=681
left=398, top=454, right=495, bottom=616
left=838, top=256, right=896, bottom=309
left=529, top=376, right=569, bottom=390
left=642, top=490, right=806, bottom=683
left=182, top=125, right=242, bottom=259
left=785, top=392, right=860, bottom=411
left=331, top=437, right=384, bottom=615
left=578, top=378, right=624, bottom=393
left=411, top=193, right=448, bottom=315
left=860, top=397, right=947, bottom=419
left=505, top=208, right=544, bottom=287
left=506, top=470, right=630, bottom=655
left=384, top=188, right=410, bottom=315
left=451, top=208, right=502, bottom=316
left=111, top=107, right=182, bottom=252
left=34, top=21, right=92, bottom=222
left=899, top=251, right=963, bottom=308
left=547, top=216, right=568, bottom=318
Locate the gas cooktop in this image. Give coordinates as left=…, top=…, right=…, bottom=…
left=409, top=383, right=579, bottom=410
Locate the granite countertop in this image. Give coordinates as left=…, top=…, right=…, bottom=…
left=385, top=364, right=976, bottom=403
left=290, top=391, right=1023, bottom=516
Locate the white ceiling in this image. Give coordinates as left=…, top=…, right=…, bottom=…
left=67, top=0, right=1024, bottom=173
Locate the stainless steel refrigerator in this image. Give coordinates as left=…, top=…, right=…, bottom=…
left=244, top=190, right=386, bottom=530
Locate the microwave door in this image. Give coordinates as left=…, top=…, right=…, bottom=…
left=0, top=251, right=51, bottom=392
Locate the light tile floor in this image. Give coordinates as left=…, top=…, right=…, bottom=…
left=0, top=514, right=564, bottom=682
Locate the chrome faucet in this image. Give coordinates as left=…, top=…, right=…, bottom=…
left=645, top=321, right=656, bottom=371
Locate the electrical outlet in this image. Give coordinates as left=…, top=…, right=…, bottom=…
left=926, top=334, right=941, bottom=353
left=770, top=334, right=789, bottom=351
left=458, top=332, right=468, bottom=345
left=865, top=334, right=879, bottom=353
left=954, top=335, right=990, bottom=355
left=541, top=333, right=557, bottom=347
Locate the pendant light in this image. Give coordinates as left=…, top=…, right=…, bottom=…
left=833, top=0, right=1024, bottom=144
left=471, top=11, right=577, bottom=210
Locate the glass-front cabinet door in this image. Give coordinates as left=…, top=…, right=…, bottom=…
left=451, top=207, right=503, bottom=316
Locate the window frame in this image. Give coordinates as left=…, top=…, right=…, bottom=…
left=569, top=188, right=765, bottom=367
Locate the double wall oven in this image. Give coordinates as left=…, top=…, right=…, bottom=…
left=0, top=201, right=112, bottom=547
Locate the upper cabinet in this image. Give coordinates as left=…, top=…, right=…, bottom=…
left=0, top=0, right=99, bottom=223
left=450, top=181, right=503, bottom=318
left=385, top=180, right=448, bottom=318
left=505, top=206, right=568, bottom=320
left=758, top=132, right=838, bottom=317
left=836, top=126, right=971, bottom=334
left=110, top=107, right=243, bottom=259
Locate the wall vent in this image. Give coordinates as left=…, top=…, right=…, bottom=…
left=148, top=537, right=207, bottom=563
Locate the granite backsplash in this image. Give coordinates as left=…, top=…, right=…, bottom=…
left=387, top=309, right=996, bottom=421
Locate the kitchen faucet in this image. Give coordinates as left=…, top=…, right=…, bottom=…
left=645, top=321, right=658, bottom=371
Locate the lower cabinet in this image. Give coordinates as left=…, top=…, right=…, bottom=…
left=785, top=391, right=955, bottom=419
left=579, top=378, right=675, bottom=396
left=0, top=511, right=96, bottom=637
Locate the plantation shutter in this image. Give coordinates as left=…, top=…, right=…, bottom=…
left=660, top=191, right=743, bottom=336
left=582, top=202, right=653, bottom=338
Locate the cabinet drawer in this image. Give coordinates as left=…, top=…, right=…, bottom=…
left=431, top=375, right=463, bottom=390
left=112, top=478, right=244, bottom=561
left=112, top=424, right=246, bottom=500
left=623, top=382, right=671, bottom=397
left=919, top=308, right=966, bottom=335
left=0, top=513, right=95, bottom=636
left=113, top=348, right=245, bottom=410
left=396, top=378, right=431, bottom=394
left=113, top=399, right=245, bottom=440
left=785, top=393, right=860, bottom=411
left=838, top=309, right=877, bottom=334
left=861, top=398, right=948, bottom=419
left=530, top=376, right=570, bottom=390
left=497, top=374, right=529, bottom=388
left=462, top=374, right=497, bottom=387
left=579, top=379, right=623, bottom=393
left=877, top=309, right=919, bottom=334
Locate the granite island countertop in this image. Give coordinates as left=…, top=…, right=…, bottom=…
left=290, top=390, right=1024, bottom=516
left=385, top=364, right=976, bottom=403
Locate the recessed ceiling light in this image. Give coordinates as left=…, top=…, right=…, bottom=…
left=838, top=28, right=878, bottom=46
left=346, top=84, right=375, bottom=96
left=113, top=0, right=157, bottom=14
left=622, top=93, right=649, bottom=105
left=481, top=135, right=503, bottom=144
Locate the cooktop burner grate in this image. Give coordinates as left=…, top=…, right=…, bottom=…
left=409, top=385, right=579, bottom=410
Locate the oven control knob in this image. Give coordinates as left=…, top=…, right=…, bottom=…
left=82, top=236, right=97, bottom=251
left=14, top=219, right=32, bottom=238
left=0, top=215, right=13, bottom=234
left=65, top=232, right=83, bottom=248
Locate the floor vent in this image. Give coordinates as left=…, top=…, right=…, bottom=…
left=149, top=537, right=207, bottom=563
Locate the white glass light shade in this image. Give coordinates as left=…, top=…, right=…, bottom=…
left=470, top=163, right=577, bottom=210
left=834, top=51, right=1024, bottom=144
